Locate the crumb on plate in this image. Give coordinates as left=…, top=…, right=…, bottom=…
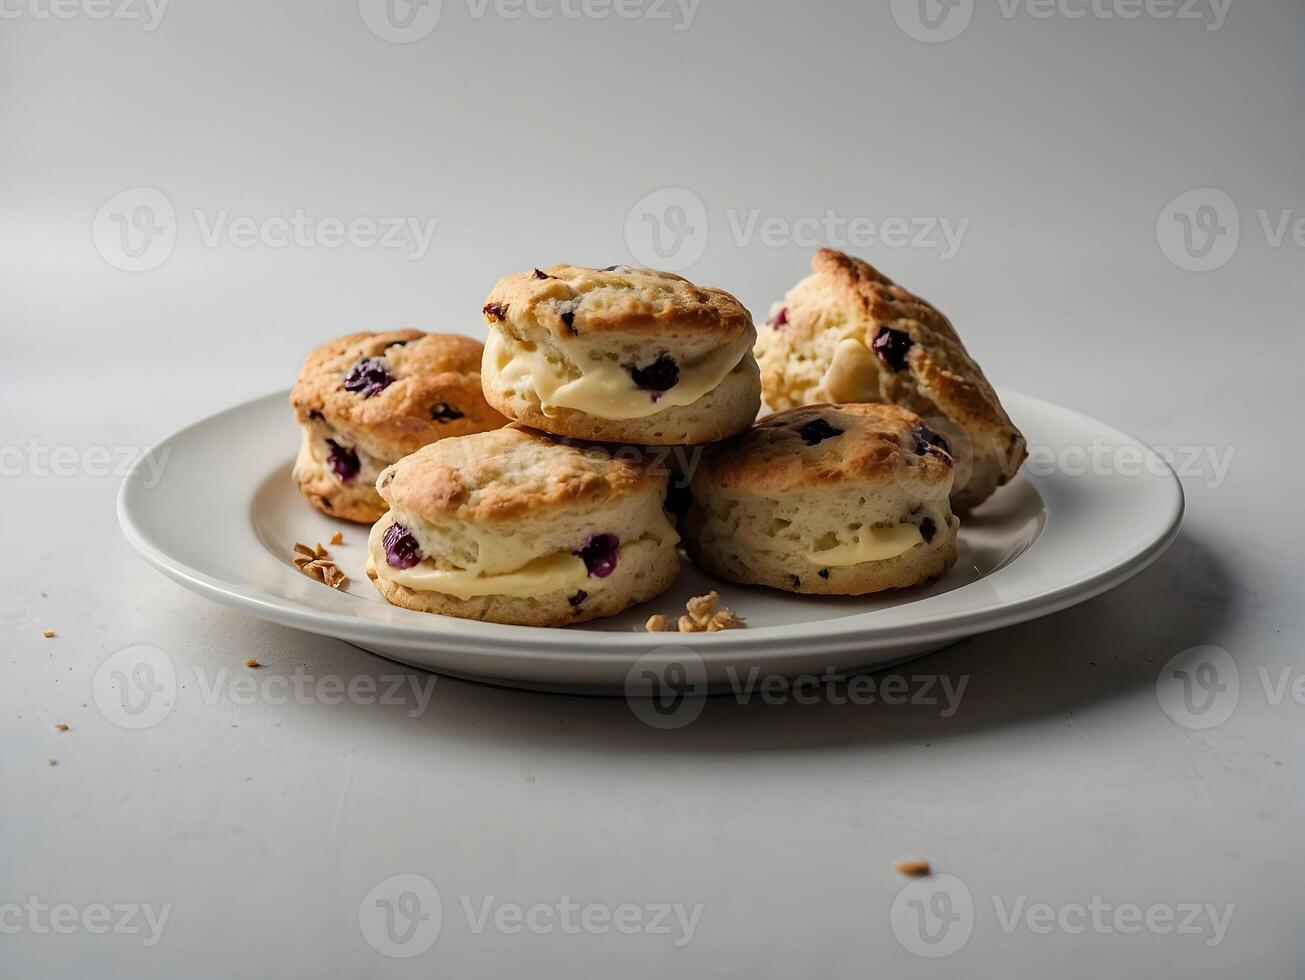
left=245, top=658, right=262, bottom=669
left=54, top=723, right=69, bottom=732
left=330, top=531, right=344, bottom=546
left=644, top=592, right=746, bottom=633
left=293, top=542, right=348, bottom=590
left=42, top=630, right=56, bottom=638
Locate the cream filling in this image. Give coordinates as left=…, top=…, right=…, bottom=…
left=485, top=328, right=750, bottom=420
left=821, top=337, right=881, bottom=403
left=369, top=517, right=672, bottom=600
left=807, top=523, right=924, bottom=566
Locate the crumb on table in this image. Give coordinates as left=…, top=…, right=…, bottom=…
left=42, top=630, right=56, bottom=638
left=330, top=531, right=344, bottom=546
left=245, top=658, right=262, bottom=669
left=894, top=859, right=931, bottom=877
left=54, top=723, right=69, bottom=732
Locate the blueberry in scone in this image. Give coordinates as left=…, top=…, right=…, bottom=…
left=366, top=425, right=681, bottom=626
left=755, top=249, right=1027, bottom=510
left=290, top=331, right=507, bottom=523
left=683, top=404, right=959, bottom=596
left=479, top=264, right=762, bottom=445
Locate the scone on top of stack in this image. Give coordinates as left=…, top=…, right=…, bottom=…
left=366, top=425, right=681, bottom=626
left=755, top=248, right=1026, bottom=511
left=291, top=331, right=507, bottom=523
left=685, top=403, right=958, bottom=596
left=479, top=264, right=762, bottom=446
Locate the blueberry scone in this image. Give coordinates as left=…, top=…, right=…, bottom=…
left=755, top=249, right=1026, bottom=510
left=366, top=426, right=681, bottom=626
left=290, top=331, right=507, bottom=523
left=480, top=264, right=762, bottom=445
left=684, top=404, right=958, bottom=595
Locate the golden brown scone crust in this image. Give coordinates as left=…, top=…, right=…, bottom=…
left=375, top=424, right=665, bottom=524
left=290, top=331, right=507, bottom=455
left=756, top=250, right=1026, bottom=510
left=482, top=264, right=754, bottom=341
left=700, top=404, right=954, bottom=495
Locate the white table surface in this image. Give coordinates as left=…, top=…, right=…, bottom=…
left=2, top=1, right=1302, bottom=976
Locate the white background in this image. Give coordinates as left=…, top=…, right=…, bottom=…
left=2, top=0, right=1302, bottom=976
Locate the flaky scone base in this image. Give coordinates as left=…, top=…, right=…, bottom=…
left=483, top=356, right=762, bottom=446
left=367, top=536, right=681, bottom=627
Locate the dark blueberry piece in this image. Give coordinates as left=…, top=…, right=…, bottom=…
left=629, top=354, right=679, bottom=392
left=482, top=303, right=509, bottom=322
left=576, top=533, right=620, bottom=578
left=919, top=518, right=937, bottom=543
left=818, top=568, right=830, bottom=580
left=342, top=357, right=394, bottom=398
left=599, top=265, right=622, bottom=272
left=382, top=523, right=422, bottom=570
left=568, top=590, right=588, bottom=609
left=307, top=410, right=324, bottom=421
left=770, top=307, right=788, bottom=330
left=533, top=268, right=551, bottom=279
left=325, top=439, right=360, bottom=482
left=871, top=327, right=914, bottom=372
left=798, top=417, right=844, bottom=446
left=560, top=311, right=576, bottom=333
left=790, top=575, right=802, bottom=589
left=430, top=403, right=464, bottom=423
left=912, top=425, right=950, bottom=457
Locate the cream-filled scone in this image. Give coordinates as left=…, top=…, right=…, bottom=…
left=480, top=264, right=762, bottom=445
left=290, top=331, right=507, bottom=523
left=684, top=404, right=958, bottom=596
left=755, top=249, right=1027, bottom=510
left=366, top=426, right=681, bottom=626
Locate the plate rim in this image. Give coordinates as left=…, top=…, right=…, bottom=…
left=117, top=389, right=1184, bottom=662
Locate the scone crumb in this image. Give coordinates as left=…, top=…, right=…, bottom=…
left=54, top=723, right=69, bottom=732
left=645, top=593, right=746, bottom=633
left=42, top=630, right=56, bottom=638
left=293, top=543, right=348, bottom=590
left=330, top=531, right=344, bottom=546
left=895, top=859, right=931, bottom=877
left=47, top=758, right=58, bottom=767
left=245, top=658, right=262, bottom=669
left=682, top=591, right=746, bottom=632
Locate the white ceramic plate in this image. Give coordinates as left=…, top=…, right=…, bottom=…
left=118, top=390, right=1182, bottom=693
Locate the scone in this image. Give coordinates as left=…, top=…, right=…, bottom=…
left=684, top=404, right=958, bottom=595
left=290, top=330, right=507, bottom=523
left=480, top=264, right=762, bottom=445
left=755, top=249, right=1026, bottom=510
left=366, top=425, right=681, bottom=626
